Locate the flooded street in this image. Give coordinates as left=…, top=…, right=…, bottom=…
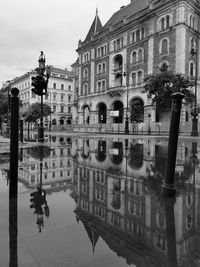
left=0, top=135, right=200, bottom=267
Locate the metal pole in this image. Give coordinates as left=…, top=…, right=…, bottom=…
left=125, top=85, right=129, bottom=134
left=38, top=94, right=44, bottom=142
left=9, top=88, right=19, bottom=198
left=9, top=195, right=18, bottom=267
left=161, top=92, right=184, bottom=197
left=163, top=196, right=177, bottom=267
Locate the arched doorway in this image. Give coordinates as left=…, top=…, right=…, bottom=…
left=130, top=98, right=144, bottom=123
left=98, top=103, right=107, bottom=124
left=112, top=101, right=124, bottom=123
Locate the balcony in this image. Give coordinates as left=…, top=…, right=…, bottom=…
left=106, top=86, right=126, bottom=97
left=113, top=67, right=123, bottom=76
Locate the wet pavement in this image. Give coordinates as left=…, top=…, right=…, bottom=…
left=1, top=133, right=200, bottom=266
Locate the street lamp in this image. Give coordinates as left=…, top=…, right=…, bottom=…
left=190, top=43, right=198, bottom=136
left=32, top=51, right=50, bottom=142
left=148, top=113, right=151, bottom=135
left=123, top=71, right=129, bottom=134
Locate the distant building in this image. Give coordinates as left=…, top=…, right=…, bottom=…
left=4, top=66, right=74, bottom=130
left=72, top=0, right=200, bottom=134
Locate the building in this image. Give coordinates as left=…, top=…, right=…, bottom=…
left=4, top=66, right=74, bottom=130
left=72, top=0, right=200, bottom=134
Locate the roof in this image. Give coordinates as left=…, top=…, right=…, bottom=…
left=84, top=9, right=103, bottom=42
left=103, top=0, right=149, bottom=29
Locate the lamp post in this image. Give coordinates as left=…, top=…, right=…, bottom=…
left=191, top=44, right=198, bottom=136
left=34, top=51, right=50, bottom=142
left=123, top=71, right=129, bottom=134
left=148, top=113, right=151, bottom=135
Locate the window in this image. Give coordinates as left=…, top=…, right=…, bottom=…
left=131, top=73, right=136, bottom=86
left=166, top=15, right=170, bottom=28
left=161, top=17, right=165, bottom=31
left=98, top=64, right=102, bottom=74
left=53, top=83, right=56, bottom=89
left=189, top=61, right=195, bottom=77
left=68, top=95, right=71, bottom=102
left=138, top=49, right=143, bottom=63
left=83, top=68, right=88, bottom=78
left=61, top=94, right=64, bottom=101
left=31, top=91, right=36, bottom=98
left=61, top=106, right=64, bottom=113
left=131, top=51, right=137, bottom=64
left=97, top=81, right=101, bottom=92
left=102, top=80, right=106, bottom=92
left=160, top=39, right=169, bottom=54
left=53, top=105, right=56, bottom=112
left=68, top=106, right=71, bottom=113
left=138, top=71, right=143, bottom=84
left=53, top=94, right=56, bottom=101
left=61, top=84, right=64, bottom=90
left=136, top=29, right=140, bottom=41
left=68, top=85, right=71, bottom=91
left=102, top=62, right=106, bottom=73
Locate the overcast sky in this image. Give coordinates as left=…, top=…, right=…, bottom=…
left=0, top=0, right=130, bottom=86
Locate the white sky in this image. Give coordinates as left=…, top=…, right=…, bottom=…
left=0, top=0, right=130, bottom=86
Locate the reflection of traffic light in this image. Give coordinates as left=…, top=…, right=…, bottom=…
left=30, top=189, right=46, bottom=210
left=30, top=189, right=49, bottom=232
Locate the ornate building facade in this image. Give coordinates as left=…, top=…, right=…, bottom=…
left=72, top=0, right=200, bottom=134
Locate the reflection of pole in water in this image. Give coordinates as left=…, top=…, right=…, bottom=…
left=9, top=196, right=18, bottom=267
left=163, top=197, right=177, bottom=267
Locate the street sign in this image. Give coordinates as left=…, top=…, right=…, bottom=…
left=110, top=111, right=119, bottom=117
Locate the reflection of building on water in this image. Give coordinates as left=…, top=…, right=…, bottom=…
left=18, top=137, right=73, bottom=189
left=71, top=138, right=200, bottom=266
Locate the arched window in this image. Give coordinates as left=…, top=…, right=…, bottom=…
left=189, top=61, right=195, bottom=77
left=131, top=51, right=137, bottom=64
left=102, top=80, right=106, bottom=92
left=98, top=64, right=102, bottom=74
left=161, top=39, right=168, bottom=54
left=190, top=15, right=193, bottom=27
left=136, top=29, right=140, bottom=41
left=141, top=28, right=145, bottom=39
left=132, top=32, right=135, bottom=43
left=161, top=17, right=165, bottom=31
left=137, top=71, right=143, bottom=85
left=97, top=81, right=101, bottom=92
left=102, top=62, right=106, bottom=73
left=166, top=15, right=170, bottom=28
left=131, top=72, right=136, bottom=86
left=83, top=68, right=88, bottom=78
left=138, top=49, right=143, bottom=63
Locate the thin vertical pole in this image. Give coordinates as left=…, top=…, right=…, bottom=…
left=161, top=92, right=184, bottom=197
left=9, top=88, right=19, bottom=198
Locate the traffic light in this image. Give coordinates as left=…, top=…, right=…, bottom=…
left=31, top=76, right=48, bottom=96
left=31, top=76, right=40, bottom=95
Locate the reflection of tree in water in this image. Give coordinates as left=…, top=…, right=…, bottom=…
left=128, top=143, right=143, bottom=169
